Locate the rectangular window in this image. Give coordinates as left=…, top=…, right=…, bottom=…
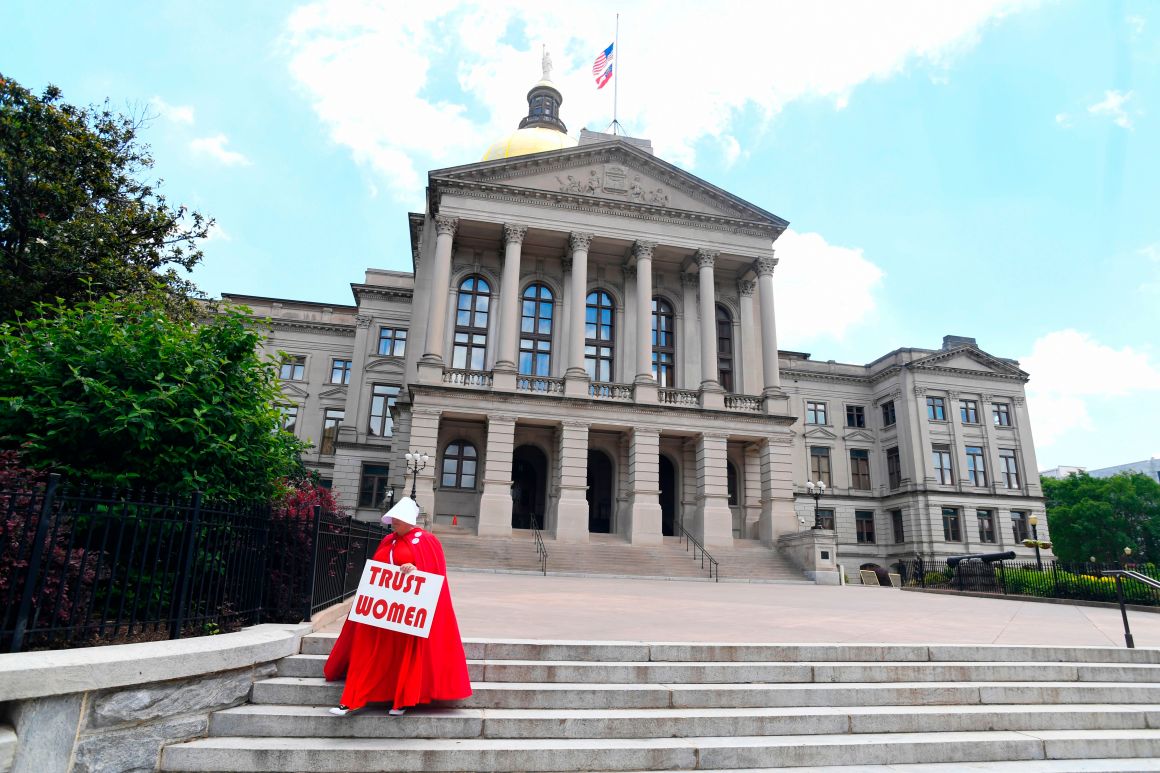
left=368, top=384, right=401, bottom=437
left=846, top=405, right=866, bottom=428
left=993, top=403, right=1011, bottom=426
left=1000, top=449, right=1020, bottom=489
left=377, top=327, right=407, bottom=357
left=849, top=449, right=871, bottom=489
left=881, top=400, right=896, bottom=427
left=942, top=507, right=962, bottom=542
left=358, top=464, right=392, bottom=508
left=320, top=408, right=344, bottom=455
left=279, top=355, right=305, bottom=381
left=926, top=396, right=947, bottom=421
left=887, top=447, right=901, bottom=489
left=966, top=446, right=987, bottom=486
left=279, top=405, right=298, bottom=433
left=330, top=358, right=353, bottom=385
left=855, top=510, right=876, bottom=544
left=932, top=445, right=954, bottom=485
left=960, top=400, right=979, bottom=424
left=809, top=446, right=832, bottom=487
left=815, top=508, right=835, bottom=530
left=806, top=401, right=827, bottom=425
left=977, top=509, right=996, bottom=543
left=891, top=509, right=904, bottom=544
left=1012, top=511, right=1030, bottom=543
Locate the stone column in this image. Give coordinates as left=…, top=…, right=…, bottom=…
left=476, top=414, right=516, bottom=537
left=696, top=249, right=724, bottom=409
left=555, top=258, right=572, bottom=378
left=754, top=255, right=784, bottom=412
left=737, top=279, right=759, bottom=395
left=492, top=224, right=527, bottom=390
left=405, top=407, right=441, bottom=523
left=626, top=427, right=663, bottom=545
left=681, top=272, right=700, bottom=388
left=757, top=435, right=797, bottom=545
left=694, top=432, right=733, bottom=548
left=341, top=314, right=375, bottom=444
left=564, top=232, right=593, bottom=397
left=633, top=240, right=658, bottom=404
left=1013, top=395, right=1042, bottom=496
left=418, top=215, right=458, bottom=383
left=553, top=420, right=590, bottom=542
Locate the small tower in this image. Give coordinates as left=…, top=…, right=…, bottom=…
left=518, top=48, right=567, bottom=133
left=481, top=48, right=577, bottom=161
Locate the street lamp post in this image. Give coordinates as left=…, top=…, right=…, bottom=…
left=404, top=451, right=431, bottom=500
left=1029, top=514, right=1042, bottom=571
left=804, top=480, right=827, bottom=529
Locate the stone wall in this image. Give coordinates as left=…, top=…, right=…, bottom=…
left=0, top=623, right=309, bottom=773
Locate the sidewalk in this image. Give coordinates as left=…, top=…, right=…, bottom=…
left=325, top=571, right=1160, bottom=648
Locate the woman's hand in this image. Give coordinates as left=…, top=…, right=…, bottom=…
left=399, top=563, right=416, bottom=575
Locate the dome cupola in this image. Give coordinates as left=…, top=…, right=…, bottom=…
left=482, top=49, right=578, bottom=161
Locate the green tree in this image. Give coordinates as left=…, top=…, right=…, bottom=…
left=0, top=73, right=209, bottom=321
left=0, top=296, right=305, bottom=501
left=1043, top=472, right=1160, bottom=563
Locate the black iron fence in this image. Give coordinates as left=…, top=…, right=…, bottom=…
left=900, top=557, right=1160, bottom=607
left=0, top=472, right=389, bottom=652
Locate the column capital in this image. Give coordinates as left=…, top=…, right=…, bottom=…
left=569, top=232, right=594, bottom=252
left=681, top=272, right=701, bottom=288
left=632, top=240, right=657, bottom=260
left=753, top=255, right=778, bottom=277
left=488, top=413, right=518, bottom=425
left=434, top=215, right=459, bottom=236
left=695, top=248, right=719, bottom=268
left=355, top=314, right=374, bottom=329
left=738, top=279, right=756, bottom=297
left=503, top=223, right=528, bottom=246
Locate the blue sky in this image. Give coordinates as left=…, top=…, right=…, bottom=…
left=4, top=0, right=1159, bottom=471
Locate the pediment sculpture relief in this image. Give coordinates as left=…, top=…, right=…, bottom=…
left=556, top=164, right=670, bottom=206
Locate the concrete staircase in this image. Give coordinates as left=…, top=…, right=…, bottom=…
left=433, top=527, right=806, bottom=583
left=161, top=634, right=1160, bottom=771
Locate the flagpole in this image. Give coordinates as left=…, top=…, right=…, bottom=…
left=612, top=13, right=620, bottom=135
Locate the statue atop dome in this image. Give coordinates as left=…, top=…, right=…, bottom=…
left=541, top=46, right=553, bottom=82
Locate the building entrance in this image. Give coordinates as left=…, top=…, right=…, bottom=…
left=587, top=449, right=614, bottom=533
left=659, top=454, right=678, bottom=537
left=511, top=445, right=547, bottom=530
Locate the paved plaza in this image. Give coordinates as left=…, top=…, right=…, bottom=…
left=320, top=572, right=1160, bottom=648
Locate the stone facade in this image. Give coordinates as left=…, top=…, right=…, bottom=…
left=225, top=139, right=1048, bottom=569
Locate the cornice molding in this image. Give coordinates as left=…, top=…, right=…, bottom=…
left=268, top=319, right=356, bottom=337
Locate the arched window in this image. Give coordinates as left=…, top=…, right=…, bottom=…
left=585, top=290, right=615, bottom=382
left=453, top=276, right=490, bottom=370
left=519, top=284, right=554, bottom=376
left=727, top=461, right=740, bottom=506
left=441, top=441, right=478, bottom=489
left=652, top=297, right=675, bottom=387
left=716, top=304, right=734, bottom=392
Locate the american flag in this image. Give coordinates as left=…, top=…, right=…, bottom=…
left=592, top=42, right=614, bottom=89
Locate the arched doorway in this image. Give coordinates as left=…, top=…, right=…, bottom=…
left=659, top=454, right=678, bottom=537
left=511, top=445, right=548, bottom=530
left=587, top=449, right=614, bottom=533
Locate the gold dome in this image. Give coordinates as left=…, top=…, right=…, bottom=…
left=482, top=126, right=578, bottom=161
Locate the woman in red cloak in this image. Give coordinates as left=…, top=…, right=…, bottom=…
left=323, top=498, right=471, bottom=715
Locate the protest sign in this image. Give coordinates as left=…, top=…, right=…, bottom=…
left=347, top=559, right=444, bottom=638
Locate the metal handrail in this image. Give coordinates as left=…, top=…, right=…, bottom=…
left=1100, top=569, right=1160, bottom=649
left=529, top=513, right=548, bottom=575
left=1103, top=569, right=1160, bottom=590
left=679, top=525, right=719, bottom=582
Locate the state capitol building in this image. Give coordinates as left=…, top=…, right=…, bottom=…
left=224, top=68, right=1049, bottom=578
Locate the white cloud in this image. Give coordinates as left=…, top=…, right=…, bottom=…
left=189, top=134, right=252, bottom=166
left=1022, top=330, right=1160, bottom=447
left=773, top=229, right=885, bottom=344
left=1140, top=242, right=1160, bottom=263
left=1127, top=14, right=1146, bottom=35
left=1054, top=112, right=1071, bottom=128
left=283, top=0, right=1034, bottom=201
left=206, top=222, right=232, bottom=242
left=150, top=96, right=195, bottom=125
left=1088, top=89, right=1134, bottom=129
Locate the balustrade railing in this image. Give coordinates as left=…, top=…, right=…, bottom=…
left=516, top=375, right=565, bottom=394
left=589, top=382, right=633, bottom=401
left=442, top=368, right=493, bottom=388
left=659, top=388, right=699, bottom=406
left=724, top=394, right=762, bottom=412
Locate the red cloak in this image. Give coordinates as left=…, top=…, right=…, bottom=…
left=323, top=528, right=472, bottom=709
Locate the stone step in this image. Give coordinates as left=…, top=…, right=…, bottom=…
left=159, top=729, right=1160, bottom=772
left=624, top=762, right=1160, bottom=773
left=274, top=655, right=1160, bottom=684
left=296, top=634, right=1160, bottom=665
left=0, top=725, right=14, bottom=773
left=248, top=678, right=1160, bottom=710
left=209, top=703, right=1160, bottom=740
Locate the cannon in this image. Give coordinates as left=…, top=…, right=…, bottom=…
left=946, top=551, right=1017, bottom=568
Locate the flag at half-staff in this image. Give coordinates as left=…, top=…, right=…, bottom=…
left=593, top=42, right=614, bottom=89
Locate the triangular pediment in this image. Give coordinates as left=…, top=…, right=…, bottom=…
left=430, top=141, right=787, bottom=230
left=844, top=430, right=875, bottom=443
left=280, top=383, right=309, bottom=399
left=910, top=346, right=1028, bottom=381
left=803, top=426, right=838, bottom=440
left=319, top=386, right=348, bottom=400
